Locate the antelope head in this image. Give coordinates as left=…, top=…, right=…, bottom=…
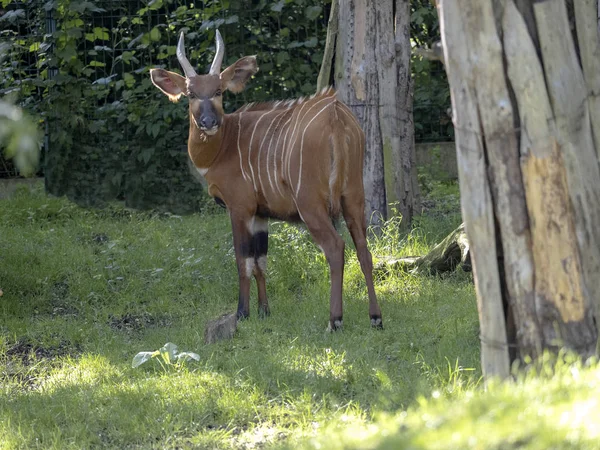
left=150, top=30, right=258, bottom=136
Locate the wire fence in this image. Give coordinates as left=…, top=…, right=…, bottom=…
left=0, top=0, right=453, bottom=181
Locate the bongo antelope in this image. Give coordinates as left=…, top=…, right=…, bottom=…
left=150, top=31, right=382, bottom=330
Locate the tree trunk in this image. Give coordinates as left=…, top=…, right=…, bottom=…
left=316, top=0, right=338, bottom=92
left=328, top=1, right=419, bottom=228
left=335, top=1, right=386, bottom=227
left=438, top=0, right=600, bottom=381
left=395, top=0, right=421, bottom=226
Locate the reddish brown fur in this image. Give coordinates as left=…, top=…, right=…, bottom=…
left=150, top=51, right=382, bottom=330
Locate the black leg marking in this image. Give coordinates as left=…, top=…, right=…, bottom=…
left=240, top=239, right=254, bottom=259
left=327, top=317, right=344, bottom=332
left=253, top=231, right=268, bottom=257
left=370, top=315, right=383, bottom=329
left=237, top=304, right=250, bottom=320
left=258, top=304, right=270, bottom=318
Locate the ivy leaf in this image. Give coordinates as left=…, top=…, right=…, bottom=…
left=70, top=1, right=106, bottom=14
left=270, top=1, right=284, bottom=12
left=123, top=73, right=135, bottom=88
left=304, top=37, right=318, bottom=48
left=150, top=27, right=161, bottom=42
left=93, top=75, right=117, bottom=85
left=276, top=52, right=289, bottom=65
left=151, top=123, right=160, bottom=139
left=147, top=0, right=163, bottom=10
left=0, top=9, right=25, bottom=23
left=304, top=5, right=322, bottom=20
left=140, top=147, right=154, bottom=164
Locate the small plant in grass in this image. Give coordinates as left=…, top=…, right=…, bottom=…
left=132, top=342, right=200, bottom=370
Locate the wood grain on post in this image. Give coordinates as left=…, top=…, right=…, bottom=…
left=463, top=0, right=540, bottom=360
left=574, top=1, right=600, bottom=165
left=534, top=0, right=600, bottom=354
left=438, top=0, right=510, bottom=380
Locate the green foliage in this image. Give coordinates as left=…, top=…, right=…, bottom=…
left=1, top=0, right=330, bottom=211
left=0, top=97, right=41, bottom=177
left=410, top=1, right=452, bottom=142
left=132, top=342, right=200, bottom=369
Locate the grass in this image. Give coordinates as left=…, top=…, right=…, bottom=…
left=2, top=181, right=596, bottom=449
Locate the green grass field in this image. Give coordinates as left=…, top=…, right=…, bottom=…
left=1, top=182, right=599, bottom=449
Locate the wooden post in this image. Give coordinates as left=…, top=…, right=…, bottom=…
left=438, top=0, right=510, bottom=381
left=438, top=0, right=600, bottom=380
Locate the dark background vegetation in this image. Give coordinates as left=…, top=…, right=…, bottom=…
left=0, top=0, right=450, bottom=213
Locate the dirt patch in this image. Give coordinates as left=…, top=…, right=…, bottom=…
left=3, top=339, right=80, bottom=391
left=6, top=339, right=77, bottom=364
left=108, top=312, right=173, bottom=332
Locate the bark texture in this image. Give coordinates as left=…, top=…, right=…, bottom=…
left=316, top=0, right=338, bottom=92
left=395, top=0, right=421, bottom=226
left=438, top=0, right=600, bottom=380
left=332, top=0, right=418, bottom=227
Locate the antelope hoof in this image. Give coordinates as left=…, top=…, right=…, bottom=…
left=370, top=316, right=383, bottom=329
left=258, top=305, right=270, bottom=318
left=327, top=318, right=343, bottom=332
left=236, top=309, right=249, bottom=320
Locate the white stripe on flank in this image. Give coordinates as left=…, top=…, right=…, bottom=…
left=258, top=109, right=286, bottom=197
left=292, top=197, right=306, bottom=223
left=296, top=100, right=334, bottom=195
left=274, top=116, right=293, bottom=198
left=237, top=113, right=249, bottom=182
left=287, top=96, right=334, bottom=194
left=337, top=105, right=362, bottom=132
left=279, top=111, right=298, bottom=195
left=248, top=109, right=276, bottom=194
left=265, top=110, right=289, bottom=196
left=337, top=107, right=362, bottom=144
left=283, top=99, right=313, bottom=191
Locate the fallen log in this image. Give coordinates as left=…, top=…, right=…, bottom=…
left=376, top=223, right=471, bottom=276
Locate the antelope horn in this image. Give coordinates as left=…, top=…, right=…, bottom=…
left=177, top=32, right=197, bottom=78
left=209, top=29, right=224, bottom=76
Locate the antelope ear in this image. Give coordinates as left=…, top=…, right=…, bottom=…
left=150, top=69, right=187, bottom=102
left=220, top=56, right=259, bottom=94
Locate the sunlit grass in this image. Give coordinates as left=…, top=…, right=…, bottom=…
left=291, top=354, right=600, bottom=450
left=0, top=181, right=480, bottom=449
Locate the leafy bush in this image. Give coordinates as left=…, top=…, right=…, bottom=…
left=1, top=0, right=330, bottom=212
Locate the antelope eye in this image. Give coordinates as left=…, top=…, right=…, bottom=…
left=188, top=92, right=197, bottom=99
left=215, top=90, right=222, bottom=97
